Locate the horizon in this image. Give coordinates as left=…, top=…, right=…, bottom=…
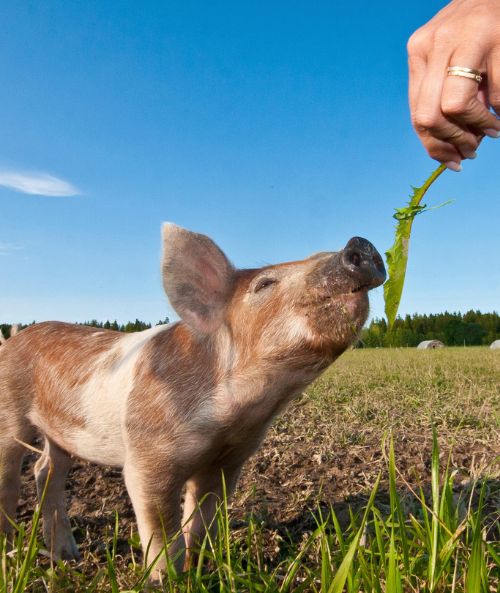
left=3, top=308, right=499, bottom=329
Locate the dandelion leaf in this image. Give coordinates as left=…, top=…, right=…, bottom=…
left=384, top=164, right=447, bottom=328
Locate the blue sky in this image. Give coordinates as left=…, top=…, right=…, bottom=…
left=1, top=1, right=499, bottom=325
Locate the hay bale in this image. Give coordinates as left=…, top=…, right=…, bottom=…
left=417, top=340, right=445, bottom=349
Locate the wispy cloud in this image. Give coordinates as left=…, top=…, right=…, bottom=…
left=0, top=242, right=22, bottom=255
left=0, top=170, right=80, bottom=197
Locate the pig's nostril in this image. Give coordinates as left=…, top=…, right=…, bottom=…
left=373, top=252, right=385, bottom=273
left=340, top=237, right=387, bottom=288
left=347, top=250, right=361, bottom=267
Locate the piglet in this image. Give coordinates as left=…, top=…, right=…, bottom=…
left=0, top=223, right=385, bottom=576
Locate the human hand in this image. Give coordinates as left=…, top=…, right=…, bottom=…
left=408, top=0, right=500, bottom=171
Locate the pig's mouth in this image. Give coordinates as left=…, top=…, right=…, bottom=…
left=349, top=282, right=372, bottom=294
left=332, top=278, right=378, bottom=299
left=336, top=275, right=376, bottom=309
left=312, top=275, right=379, bottom=305
left=335, top=285, right=370, bottom=311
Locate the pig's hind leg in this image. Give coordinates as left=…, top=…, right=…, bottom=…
left=34, top=437, right=80, bottom=560
left=0, top=438, right=30, bottom=537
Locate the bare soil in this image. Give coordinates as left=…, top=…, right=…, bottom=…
left=14, top=348, right=500, bottom=567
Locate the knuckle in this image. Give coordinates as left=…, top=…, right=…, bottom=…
left=432, top=25, right=454, bottom=48
left=441, top=96, right=472, bottom=117
left=413, top=110, right=439, bottom=131
left=419, top=137, right=445, bottom=159
left=407, top=27, right=429, bottom=55
left=467, top=8, right=492, bottom=30
left=446, top=128, right=466, bottom=141
left=427, top=146, right=446, bottom=160
left=449, top=130, right=480, bottom=150
left=464, top=134, right=479, bottom=146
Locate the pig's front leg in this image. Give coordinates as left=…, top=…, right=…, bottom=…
left=182, top=463, right=242, bottom=566
left=123, top=459, right=186, bottom=577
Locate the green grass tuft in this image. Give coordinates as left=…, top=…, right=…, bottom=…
left=1, top=435, right=498, bottom=592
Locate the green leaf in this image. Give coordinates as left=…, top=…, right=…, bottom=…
left=384, top=164, right=448, bottom=328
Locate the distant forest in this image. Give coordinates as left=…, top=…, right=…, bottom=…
left=359, top=310, right=500, bottom=347
left=2, top=311, right=499, bottom=347
left=0, top=318, right=169, bottom=339
left=81, top=318, right=170, bottom=333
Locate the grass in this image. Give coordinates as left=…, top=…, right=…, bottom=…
left=1, top=347, right=499, bottom=592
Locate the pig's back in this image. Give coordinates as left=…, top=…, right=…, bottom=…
left=0, top=321, right=172, bottom=466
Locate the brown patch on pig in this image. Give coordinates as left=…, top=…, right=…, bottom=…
left=126, top=323, right=219, bottom=468
left=1, top=323, right=122, bottom=441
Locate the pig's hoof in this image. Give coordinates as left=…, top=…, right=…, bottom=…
left=55, top=536, right=81, bottom=562
left=60, top=546, right=81, bottom=562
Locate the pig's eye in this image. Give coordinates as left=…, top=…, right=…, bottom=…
left=253, top=277, right=278, bottom=293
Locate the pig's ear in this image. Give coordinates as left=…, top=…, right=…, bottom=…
left=161, top=223, right=235, bottom=333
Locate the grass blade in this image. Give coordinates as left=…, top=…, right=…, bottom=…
left=428, top=425, right=441, bottom=591
left=327, top=472, right=381, bottom=593
left=465, top=482, right=487, bottom=593
left=388, top=435, right=409, bottom=574
left=12, top=462, right=51, bottom=593
left=105, top=546, right=120, bottom=593
left=386, top=525, right=402, bottom=593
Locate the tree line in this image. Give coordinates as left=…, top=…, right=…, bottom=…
left=359, top=310, right=500, bottom=348
left=82, top=318, right=169, bottom=333
left=0, top=318, right=169, bottom=339
left=2, top=311, right=499, bottom=347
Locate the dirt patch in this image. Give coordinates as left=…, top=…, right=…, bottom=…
left=16, top=422, right=499, bottom=565
left=13, top=348, right=500, bottom=568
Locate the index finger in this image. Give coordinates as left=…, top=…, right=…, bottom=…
left=408, top=52, right=427, bottom=121
left=407, top=29, right=429, bottom=124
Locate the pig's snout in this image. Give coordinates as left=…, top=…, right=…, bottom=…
left=341, top=237, right=386, bottom=289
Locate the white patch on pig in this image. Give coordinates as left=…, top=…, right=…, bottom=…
left=65, top=324, right=172, bottom=466
left=215, top=324, right=237, bottom=375
left=282, top=313, right=316, bottom=344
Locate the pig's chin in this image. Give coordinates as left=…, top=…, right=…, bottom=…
left=306, top=290, right=369, bottom=354
left=335, top=290, right=370, bottom=323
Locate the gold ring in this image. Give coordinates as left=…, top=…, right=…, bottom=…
left=447, top=66, right=484, bottom=83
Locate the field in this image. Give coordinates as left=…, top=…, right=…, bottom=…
left=2, top=347, right=499, bottom=592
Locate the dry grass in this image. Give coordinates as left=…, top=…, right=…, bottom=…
left=236, top=347, right=499, bottom=527
left=4, top=346, right=499, bottom=592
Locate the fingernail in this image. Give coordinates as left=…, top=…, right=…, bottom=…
left=445, top=161, right=462, bottom=172
left=484, top=128, right=500, bottom=138
left=463, top=151, right=477, bottom=159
